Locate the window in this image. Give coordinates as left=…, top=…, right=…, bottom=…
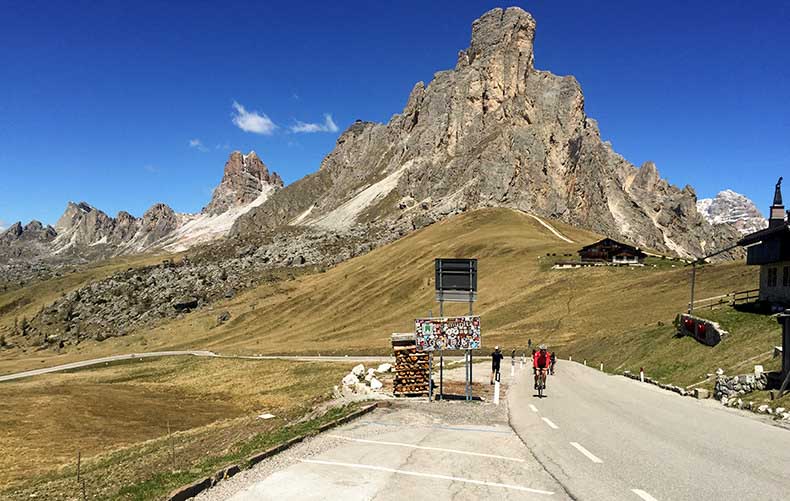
left=784, top=267, right=790, bottom=287
left=768, top=267, right=778, bottom=287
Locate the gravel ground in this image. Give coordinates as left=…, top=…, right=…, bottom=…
left=195, top=379, right=520, bottom=501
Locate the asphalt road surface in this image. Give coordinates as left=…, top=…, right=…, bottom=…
left=509, top=361, right=790, bottom=501
left=199, top=360, right=790, bottom=501
left=200, top=397, right=568, bottom=501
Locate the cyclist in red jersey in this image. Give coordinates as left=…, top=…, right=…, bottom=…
left=533, top=345, right=551, bottom=390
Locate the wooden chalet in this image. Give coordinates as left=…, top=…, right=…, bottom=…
left=738, top=178, right=789, bottom=306
left=578, top=238, right=646, bottom=265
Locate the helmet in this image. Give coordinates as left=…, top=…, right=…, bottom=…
left=495, top=345, right=500, bottom=351
left=539, top=344, right=547, bottom=351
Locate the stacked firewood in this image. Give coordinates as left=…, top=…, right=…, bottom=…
left=391, top=333, right=430, bottom=397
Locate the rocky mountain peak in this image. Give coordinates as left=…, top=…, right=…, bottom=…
left=697, top=190, right=767, bottom=235
left=467, top=7, right=535, bottom=69
left=233, top=6, right=740, bottom=260
left=203, top=150, right=284, bottom=215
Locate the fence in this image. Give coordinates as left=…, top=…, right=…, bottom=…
left=689, top=288, right=759, bottom=311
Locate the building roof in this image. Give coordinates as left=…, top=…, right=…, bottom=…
left=579, top=238, right=641, bottom=253
left=738, top=222, right=790, bottom=246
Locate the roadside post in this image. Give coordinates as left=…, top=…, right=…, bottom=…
left=640, top=367, right=645, bottom=382
left=494, top=369, right=501, bottom=405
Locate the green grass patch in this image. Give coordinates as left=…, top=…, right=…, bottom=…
left=568, top=306, right=782, bottom=388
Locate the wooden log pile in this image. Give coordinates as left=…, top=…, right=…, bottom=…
left=392, top=333, right=430, bottom=397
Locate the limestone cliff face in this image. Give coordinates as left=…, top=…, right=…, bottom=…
left=203, top=151, right=283, bottom=215
left=234, top=7, right=738, bottom=258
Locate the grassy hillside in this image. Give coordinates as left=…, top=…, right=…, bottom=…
left=1, top=208, right=772, bottom=386
left=145, top=208, right=756, bottom=355
left=0, top=356, right=349, bottom=499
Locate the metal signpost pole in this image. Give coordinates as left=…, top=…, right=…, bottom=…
left=439, top=296, right=444, bottom=401
left=467, top=260, right=474, bottom=401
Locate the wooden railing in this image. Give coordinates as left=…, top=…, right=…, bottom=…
left=689, top=288, right=760, bottom=311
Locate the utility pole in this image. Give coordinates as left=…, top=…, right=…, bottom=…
left=688, top=261, right=697, bottom=314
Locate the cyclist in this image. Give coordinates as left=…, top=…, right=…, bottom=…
left=490, top=346, right=504, bottom=385
left=533, top=345, right=551, bottom=390
left=550, top=351, right=557, bottom=375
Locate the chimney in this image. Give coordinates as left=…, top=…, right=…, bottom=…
left=769, top=176, right=786, bottom=228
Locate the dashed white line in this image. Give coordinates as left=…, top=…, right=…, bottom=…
left=542, top=417, right=559, bottom=429
left=632, top=489, right=658, bottom=501
left=569, top=442, right=603, bottom=463
left=529, top=404, right=539, bottom=413
left=326, top=435, right=525, bottom=462
left=299, top=459, right=555, bottom=495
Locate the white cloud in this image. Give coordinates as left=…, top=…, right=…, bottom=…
left=0, top=220, right=6, bottom=232
left=188, top=138, right=209, bottom=152
left=232, top=101, right=277, bottom=135
left=290, top=114, right=339, bottom=134
left=143, top=164, right=158, bottom=173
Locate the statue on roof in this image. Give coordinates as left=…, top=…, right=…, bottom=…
left=774, top=176, right=784, bottom=206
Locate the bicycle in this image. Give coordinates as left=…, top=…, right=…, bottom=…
left=535, top=368, right=548, bottom=397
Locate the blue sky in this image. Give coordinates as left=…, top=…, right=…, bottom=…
left=1, top=1, right=788, bottom=229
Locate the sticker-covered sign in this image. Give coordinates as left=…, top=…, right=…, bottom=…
left=414, top=316, right=481, bottom=351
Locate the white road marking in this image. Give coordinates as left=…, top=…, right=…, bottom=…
left=299, top=459, right=555, bottom=495
left=542, top=417, right=559, bottom=429
left=632, top=489, right=659, bottom=501
left=569, top=442, right=603, bottom=463
left=327, top=435, right=525, bottom=462
left=529, top=404, right=539, bottom=413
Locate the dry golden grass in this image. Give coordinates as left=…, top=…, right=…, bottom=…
left=110, top=208, right=758, bottom=357
left=0, top=208, right=778, bottom=498
left=0, top=356, right=348, bottom=499
left=0, top=208, right=761, bottom=375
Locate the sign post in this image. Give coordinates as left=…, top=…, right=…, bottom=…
left=434, top=258, right=478, bottom=401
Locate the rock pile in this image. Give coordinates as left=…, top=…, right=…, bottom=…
left=335, top=363, right=391, bottom=397
left=392, top=333, right=430, bottom=397
left=714, top=371, right=768, bottom=401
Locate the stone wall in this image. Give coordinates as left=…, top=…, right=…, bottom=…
left=676, top=313, right=728, bottom=346
left=714, top=371, right=768, bottom=400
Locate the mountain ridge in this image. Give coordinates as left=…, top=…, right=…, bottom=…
left=0, top=151, right=283, bottom=262
left=232, top=7, right=739, bottom=260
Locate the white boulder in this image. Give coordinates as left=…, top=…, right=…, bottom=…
left=351, top=364, right=365, bottom=378
left=376, top=363, right=393, bottom=373
left=365, top=368, right=376, bottom=381
left=353, top=382, right=371, bottom=395
left=370, top=377, right=383, bottom=390
left=342, top=373, right=358, bottom=386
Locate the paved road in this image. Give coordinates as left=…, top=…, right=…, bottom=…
left=198, top=395, right=569, bottom=501
left=509, top=361, right=790, bottom=501
left=0, top=351, right=394, bottom=382
left=197, top=360, right=790, bottom=501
